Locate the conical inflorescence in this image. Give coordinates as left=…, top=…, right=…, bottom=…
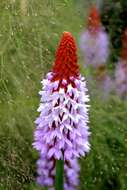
left=87, top=6, right=101, bottom=34
left=80, top=6, right=109, bottom=67
left=33, top=32, right=90, bottom=190
left=52, top=31, right=79, bottom=81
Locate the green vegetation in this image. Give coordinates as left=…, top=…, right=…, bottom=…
left=0, top=1, right=127, bottom=190
left=101, top=0, right=127, bottom=64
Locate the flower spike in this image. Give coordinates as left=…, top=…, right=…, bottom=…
left=33, top=32, right=90, bottom=190
left=80, top=6, right=109, bottom=67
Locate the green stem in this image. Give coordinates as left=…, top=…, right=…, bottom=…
left=55, top=159, right=64, bottom=190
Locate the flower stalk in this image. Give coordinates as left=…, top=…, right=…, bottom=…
left=55, top=160, right=64, bottom=190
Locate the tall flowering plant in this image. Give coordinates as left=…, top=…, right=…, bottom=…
left=33, top=32, right=90, bottom=190
left=79, top=6, right=109, bottom=68
left=115, top=29, right=127, bottom=98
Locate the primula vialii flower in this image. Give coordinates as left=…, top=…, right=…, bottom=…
left=115, top=29, right=127, bottom=98
left=33, top=32, right=90, bottom=189
left=79, top=6, right=109, bottom=67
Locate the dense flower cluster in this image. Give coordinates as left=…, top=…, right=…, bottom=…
left=33, top=32, right=90, bottom=189
left=80, top=6, right=109, bottom=67
left=115, top=29, right=127, bottom=98
left=33, top=73, right=90, bottom=160
left=36, top=155, right=80, bottom=190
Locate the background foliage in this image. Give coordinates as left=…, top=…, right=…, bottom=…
left=0, top=0, right=127, bottom=190
left=101, top=0, right=127, bottom=66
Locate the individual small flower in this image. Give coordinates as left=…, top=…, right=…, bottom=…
left=36, top=154, right=80, bottom=190
left=33, top=31, right=90, bottom=161
left=115, top=29, right=127, bottom=98
left=79, top=6, right=109, bottom=67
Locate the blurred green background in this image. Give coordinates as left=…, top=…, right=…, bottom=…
left=0, top=0, right=127, bottom=190
left=101, top=0, right=127, bottom=67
